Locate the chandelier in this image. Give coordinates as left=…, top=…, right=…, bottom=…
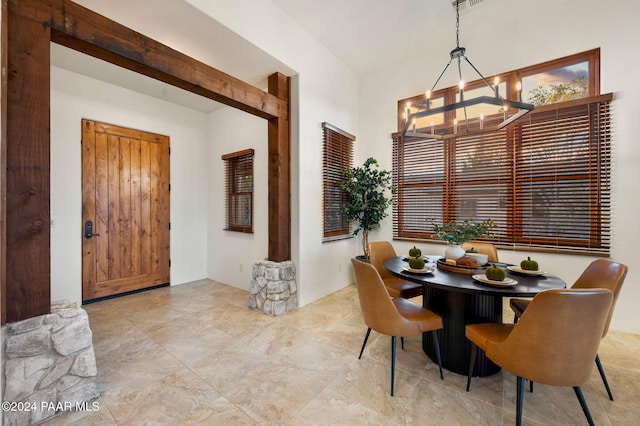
left=402, top=0, right=534, bottom=140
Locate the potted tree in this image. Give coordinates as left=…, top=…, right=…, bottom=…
left=340, top=157, right=393, bottom=259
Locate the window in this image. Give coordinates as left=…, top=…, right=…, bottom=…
left=393, top=49, right=611, bottom=255
left=521, top=50, right=597, bottom=106
left=222, top=149, right=254, bottom=233
left=322, top=122, right=354, bottom=241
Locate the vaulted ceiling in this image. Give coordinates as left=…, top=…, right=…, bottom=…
left=272, top=0, right=465, bottom=75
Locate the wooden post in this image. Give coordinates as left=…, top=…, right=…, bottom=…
left=268, top=73, right=291, bottom=262
left=3, top=10, right=52, bottom=322
left=1, top=0, right=9, bottom=326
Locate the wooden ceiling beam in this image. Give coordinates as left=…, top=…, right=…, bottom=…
left=13, top=0, right=288, bottom=120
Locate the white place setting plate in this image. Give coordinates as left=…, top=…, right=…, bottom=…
left=403, top=266, right=435, bottom=274
left=506, top=266, right=545, bottom=276
left=472, top=274, right=518, bottom=287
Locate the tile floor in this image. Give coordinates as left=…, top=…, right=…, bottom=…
left=44, top=279, right=640, bottom=425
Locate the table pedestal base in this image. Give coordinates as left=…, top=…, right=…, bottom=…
left=423, top=286, right=502, bottom=376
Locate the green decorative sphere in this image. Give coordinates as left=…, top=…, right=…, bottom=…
left=486, top=264, right=506, bottom=281
left=409, top=257, right=425, bottom=269
left=520, top=257, right=539, bottom=271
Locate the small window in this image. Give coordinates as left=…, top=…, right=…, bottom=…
left=222, top=149, right=254, bottom=233
left=322, top=122, right=354, bottom=241
left=522, top=60, right=590, bottom=106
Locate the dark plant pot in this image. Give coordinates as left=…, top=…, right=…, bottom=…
left=355, top=255, right=370, bottom=263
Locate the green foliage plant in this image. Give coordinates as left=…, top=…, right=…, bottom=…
left=340, top=157, right=393, bottom=259
left=431, top=219, right=495, bottom=244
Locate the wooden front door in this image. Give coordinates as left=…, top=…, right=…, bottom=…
left=82, top=119, right=170, bottom=301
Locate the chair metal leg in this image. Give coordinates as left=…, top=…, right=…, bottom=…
left=573, top=386, right=595, bottom=426
left=358, top=327, right=371, bottom=360
left=516, top=376, right=525, bottom=426
left=401, top=336, right=405, bottom=350
left=529, top=379, right=533, bottom=392
left=466, top=343, right=478, bottom=391
left=595, top=353, right=614, bottom=401
left=390, top=336, right=397, bottom=396
left=432, top=330, right=443, bottom=380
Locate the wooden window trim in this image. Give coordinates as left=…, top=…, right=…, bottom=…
left=393, top=94, right=613, bottom=256
left=393, top=49, right=612, bottom=255
left=223, top=149, right=254, bottom=233
left=322, top=122, right=354, bottom=241
left=397, top=48, right=600, bottom=133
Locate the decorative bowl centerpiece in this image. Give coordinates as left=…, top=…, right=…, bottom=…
left=466, top=252, right=488, bottom=265
left=463, top=246, right=488, bottom=265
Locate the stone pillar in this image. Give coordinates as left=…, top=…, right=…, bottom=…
left=249, top=260, right=297, bottom=316
left=1, top=301, right=100, bottom=425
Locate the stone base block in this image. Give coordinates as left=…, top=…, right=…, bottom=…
left=249, top=260, right=297, bottom=316
left=2, top=301, right=100, bottom=425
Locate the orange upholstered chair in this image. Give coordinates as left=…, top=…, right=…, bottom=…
left=369, top=241, right=423, bottom=299
left=365, top=241, right=424, bottom=352
left=351, top=258, right=443, bottom=396
left=510, top=259, right=627, bottom=400
left=466, top=288, right=613, bottom=426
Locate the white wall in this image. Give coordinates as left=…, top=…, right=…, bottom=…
left=51, top=66, right=209, bottom=303
left=359, top=0, right=640, bottom=333
left=187, top=0, right=361, bottom=305
left=206, top=107, right=268, bottom=289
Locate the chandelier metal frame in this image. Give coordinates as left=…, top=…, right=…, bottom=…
left=402, top=0, right=534, bottom=140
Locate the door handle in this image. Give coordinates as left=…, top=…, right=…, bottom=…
left=84, top=220, right=100, bottom=239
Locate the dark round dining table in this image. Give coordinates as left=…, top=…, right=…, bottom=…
left=383, top=256, right=566, bottom=376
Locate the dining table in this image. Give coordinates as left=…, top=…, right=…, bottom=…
left=383, top=255, right=566, bottom=377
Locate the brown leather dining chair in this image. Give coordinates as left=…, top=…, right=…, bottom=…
left=461, top=241, right=499, bottom=262
left=509, top=259, right=627, bottom=400
left=466, top=288, right=613, bottom=426
left=369, top=241, right=423, bottom=299
left=365, top=241, right=424, bottom=353
left=351, top=258, right=443, bottom=396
